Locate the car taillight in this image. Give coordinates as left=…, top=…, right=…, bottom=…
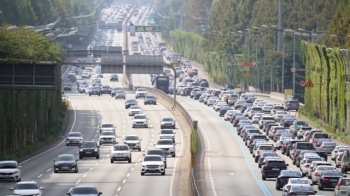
left=294, top=155, right=298, bottom=159
left=272, top=109, right=275, bottom=112
left=314, top=172, right=319, bottom=176
left=337, top=180, right=341, bottom=190
left=283, top=144, right=288, bottom=148
left=312, top=138, right=314, bottom=143
left=264, top=166, right=270, bottom=169
left=276, top=133, right=281, bottom=136
left=338, top=157, right=341, bottom=161
left=324, top=152, right=328, bottom=156
left=257, top=150, right=260, bottom=154
left=273, top=130, right=276, bottom=134
left=321, top=177, right=329, bottom=181
left=282, top=166, right=287, bottom=170
left=288, top=192, right=296, bottom=195
left=260, top=158, right=264, bottom=162
left=304, top=164, right=309, bottom=168
left=293, top=149, right=296, bottom=153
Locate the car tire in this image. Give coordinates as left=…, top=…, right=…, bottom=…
left=154, top=103, right=156, bottom=105
left=132, top=125, right=134, bottom=128
left=173, top=125, right=175, bottom=129
left=144, top=103, right=147, bottom=105
left=275, top=184, right=280, bottom=190
left=66, top=143, right=69, bottom=146
left=128, top=157, right=132, bottom=163
left=79, top=155, right=83, bottom=159
left=96, top=155, right=100, bottom=159
left=138, top=148, right=141, bottom=152
left=262, top=175, right=266, bottom=180
left=141, top=172, right=145, bottom=176
left=89, top=94, right=91, bottom=96
left=111, top=159, right=114, bottom=164
left=258, top=164, right=261, bottom=168
left=54, top=170, right=58, bottom=173
left=145, top=125, right=148, bottom=128
left=172, top=153, right=175, bottom=157
left=161, top=171, right=165, bottom=176
left=318, top=182, right=323, bottom=190
left=74, top=168, right=78, bottom=173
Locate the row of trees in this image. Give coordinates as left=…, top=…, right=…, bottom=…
left=0, top=0, right=101, bottom=158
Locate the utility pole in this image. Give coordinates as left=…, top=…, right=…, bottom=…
left=293, top=33, right=296, bottom=98
left=282, top=34, right=285, bottom=93
left=277, top=0, right=282, bottom=52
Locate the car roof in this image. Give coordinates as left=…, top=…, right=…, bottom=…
left=15, top=181, right=38, bottom=184
left=0, top=160, right=17, bottom=164
left=125, top=135, right=138, bottom=137
left=158, top=139, right=173, bottom=141
left=144, top=155, right=162, bottom=157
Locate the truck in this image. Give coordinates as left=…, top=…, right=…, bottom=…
left=170, top=53, right=181, bottom=63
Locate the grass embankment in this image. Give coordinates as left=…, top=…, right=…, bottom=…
left=0, top=101, right=68, bottom=160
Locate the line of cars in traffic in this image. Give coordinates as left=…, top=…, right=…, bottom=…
left=181, top=84, right=350, bottom=195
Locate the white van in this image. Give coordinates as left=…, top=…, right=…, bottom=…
left=227, top=94, right=239, bottom=106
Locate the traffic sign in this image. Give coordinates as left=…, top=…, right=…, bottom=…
left=135, top=26, right=161, bottom=32
left=299, top=80, right=305, bottom=87
left=305, top=79, right=314, bottom=87
left=290, top=67, right=296, bottom=73
left=245, top=71, right=250, bottom=77
left=252, top=61, right=257, bottom=67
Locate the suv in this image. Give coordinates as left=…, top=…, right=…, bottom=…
left=159, top=129, right=176, bottom=143
left=100, top=86, right=111, bottom=95
left=123, top=135, right=142, bottom=151
left=110, top=74, right=118, bottom=81
left=135, top=88, right=147, bottom=98
left=144, top=149, right=167, bottom=168
left=98, top=123, right=115, bottom=134
left=79, top=141, right=100, bottom=159
left=144, top=95, right=157, bottom=105
left=63, top=83, right=72, bottom=91
left=99, top=131, right=116, bottom=145
left=261, top=158, right=289, bottom=180
left=132, top=114, right=148, bottom=128
left=285, top=100, right=300, bottom=111
left=110, top=144, right=132, bottom=163
left=155, top=139, right=176, bottom=157
left=89, top=87, right=101, bottom=96
left=0, top=161, right=21, bottom=182
left=140, top=155, right=165, bottom=176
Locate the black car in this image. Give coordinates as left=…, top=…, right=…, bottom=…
left=67, top=185, right=102, bottom=196
left=315, top=147, right=328, bottom=161
left=111, top=87, right=123, bottom=97
left=79, top=141, right=100, bottom=159
left=318, top=170, right=344, bottom=190
left=145, top=149, right=167, bottom=168
left=125, top=99, right=138, bottom=109
left=89, top=87, right=101, bottom=96
left=275, top=169, right=301, bottom=190
left=63, top=83, right=72, bottom=91
left=261, top=159, right=288, bottom=180
left=200, top=81, right=209, bottom=87
left=219, top=106, right=232, bottom=117
left=257, top=152, right=279, bottom=168
left=100, top=86, right=111, bottom=94
left=53, top=154, right=78, bottom=173
left=144, top=96, right=157, bottom=105
left=194, top=91, right=204, bottom=100
left=110, top=74, right=119, bottom=81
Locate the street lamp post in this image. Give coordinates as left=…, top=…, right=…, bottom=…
left=282, top=32, right=285, bottom=93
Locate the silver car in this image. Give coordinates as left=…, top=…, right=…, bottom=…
left=66, top=132, right=83, bottom=146
left=115, top=90, right=126, bottom=99
left=334, top=177, right=350, bottom=196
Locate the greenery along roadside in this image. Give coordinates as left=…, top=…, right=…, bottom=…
left=0, top=26, right=67, bottom=160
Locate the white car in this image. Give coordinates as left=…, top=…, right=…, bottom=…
left=132, top=114, right=149, bottom=128
left=224, top=110, right=235, bottom=121
left=214, top=102, right=228, bottom=111
left=311, top=165, right=335, bottom=184
left=155, top=139, right=176, bottom=157
left=335, top=152, right=344, bottom=167
left=276, top=136, right=292, bottom=150
left=140, top=155, right=165, bottom=176
left=128, top=105, right=142, bottom=116
left=282, top=178, right=309, bottom=192
left=110, top=144, right=132, bottom=163
left=135, top=88, right=147, bottom=98
left=0, top=161, right=21, bottom=181
left=300, top=156, right=324, bottom=176
left=10, top=181, right=43, bottom=196
left=251, top=113, right=264, bottom=124
left=273, top=111, right=287, bottom=121
left=99, top=131, right=116, bottom=145
left=123, top=135, right=142, bottom=151
left=65, top=132, right=84, bottom=146
left=253, top=143, right=275, bottom=158
left=159, top=129, right=176, bottom=142
left=206, top=97, right=219, bottom=106
left=99, top=123, right=116, bottom=134
left=331, top=146, right=349, bottom=161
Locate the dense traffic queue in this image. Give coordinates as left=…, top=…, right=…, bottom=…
left=167, top=59, right=350, bottom=196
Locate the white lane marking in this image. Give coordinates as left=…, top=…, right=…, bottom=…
left=167, top=111, right=185, bottom=196
left=19, top=100, right=77, bottom=165
left=198, top=123, right=217, bottom=196
left=102, top=158, right=105, bottom=161
left=122, top=179, right=126, bottom=183
left=95, top=163, right=99, bottom=166
left=37, top=174, right=43, bottom=178
left=131, top=168, right=134, bottom=171
left=127, top=173, right=130, bottom=177
left=46, top=168, right=51, bottom=172
left=117, top=187, right=121, bottom=192
left=76, top=180, right=81, bottom=184
left=68, top=187, right=73, bottom=193
left=89, top=168, right=93, bottom=172
left=83, top=174, right=87, bottom=178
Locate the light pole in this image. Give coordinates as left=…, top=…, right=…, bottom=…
left=282, top=32, right=285, bottom=93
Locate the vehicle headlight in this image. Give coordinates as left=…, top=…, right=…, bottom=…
left=142, top=165, right=145, bottom=168
left=13, top=170, right=18, bottom=173
left=79, top=149, right=83, bottom=152
left=94, top=149, right=98, bottom=152
left=54, top=163, right=59, bottom=166
left=160, top=164, right=164, bottom=168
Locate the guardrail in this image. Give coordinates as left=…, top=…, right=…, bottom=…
left=252, top=92, right=304, bottom=106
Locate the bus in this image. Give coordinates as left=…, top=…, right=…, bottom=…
left=153, top=76, right=169, bottom=93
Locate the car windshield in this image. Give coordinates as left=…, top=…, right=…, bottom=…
left=262, top=153, right=278, bottom=157
left=323, top=142, right=336, bottom=146
left=161, top=130, right=174, bottom=134
left=323, top=171, right=343, bottom=177
left=82, top=142, right=97, bottom=148
left=101, top=132, right=114, bottom=136
left=113, top=145, right=129, bottom=150
left=68, top=132, right=82, bottom=137
left=260, top=146, right=273, bottom=150
left=267, top=161, right=285, bottom=166
left=101, top=124, right=113, bottom=128
left=280, top=171, right=301, bottom=177
left=162, top=118, right=174, bottom=122
left=144, top=156, right=162, bottom=162
left=289, top=179, right=309, bottom=184
left=317, top=166, right=335, bottom=171
left=248, top=130, right=260, bottom=134
left=57, top=155, right=75, bottom=161
left=15, top=183, right=39, bottom=190
left=130, top=106, right=141, bottom=109
left=71, top=187, right=98, bottom=194
left=307, top=158, right=323, bottom=163
left=125, top=136, right=139, bottom=140
left=297, top=143, right=314, bottom=149
left=157, top=140, right=173, bottom=145
left=0, top=162, right=17, bottom=169
left=137, top=88, right=146, bottom=92
left=134, top=115, right=146, bottom=119
left=147, top=150, right=163, bottom=156
left=314, top=133, right=329, bottom=138
left=291, top=186, right=313, bottom=192
left=127, top=99, right=136, bottom=103
left=146, top=96, right=155, bottom=99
